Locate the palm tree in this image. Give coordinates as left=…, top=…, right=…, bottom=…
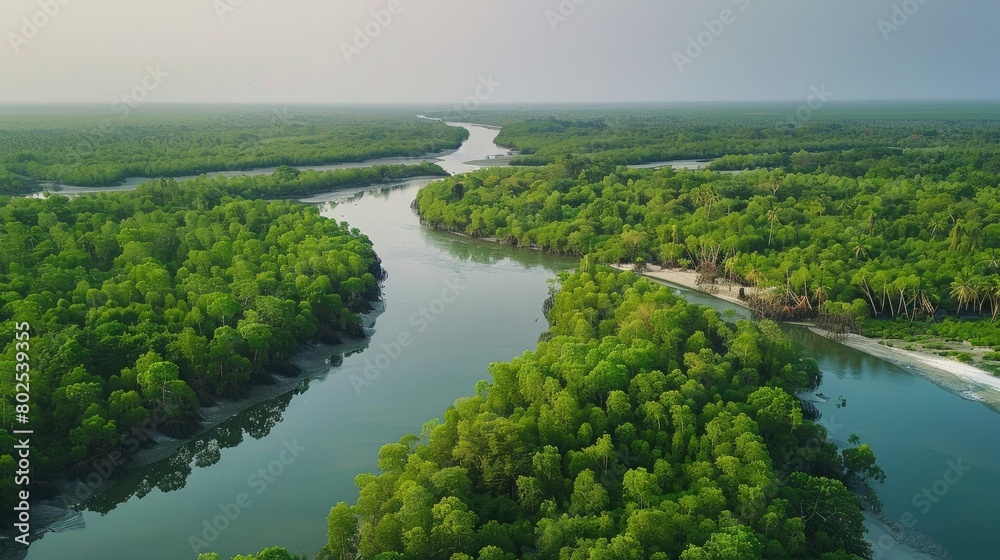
left=813, top=283, right=828, bottom=309
left=836, top=198, right=857, bottom=216
left=948, top=220, right=984, bottom=253
left=694, top=187, right=720, bottom=222
left=854, top=270, right=879, bottom=316
left=950, top=272, right=979, bottom=316
left=929, top=218, right=945, bottom=240
left=982, top=250, right=1000, bottom=271
left=966, top=222, right=983, bottom=252
left=744, top=259, right=765, bottom=288
left=813, top=266, right=829, bottom=308
left=852, top=236, right=870, bottom=260
left=972, top=276, right=994, bottom=314
left=723, top=255, right=740, bottom=287
left=991, top=276, right=1000, bottom=322
left=948, top=220, right=967, bottom=252
left=766, top=209, right=780, bottom=247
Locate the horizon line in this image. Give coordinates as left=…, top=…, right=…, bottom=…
left=1, top=98, right=1000, bottom=107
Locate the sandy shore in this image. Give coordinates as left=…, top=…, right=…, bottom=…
left=613, top=264, right=752, bottom=308
left=809, top=326, right=1000, bottom=410
left=809, top=328, right=1000, bottom=393
left=863, top=513, right=949, bottom=560
left=616, top=264, right=1000, bottom=405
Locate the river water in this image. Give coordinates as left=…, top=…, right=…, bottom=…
left=18, top=124, right=1000, bottom=560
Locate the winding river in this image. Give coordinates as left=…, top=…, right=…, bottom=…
left=17, top=124, right=1000, bottom=560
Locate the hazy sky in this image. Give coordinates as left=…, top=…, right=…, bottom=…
left=1, top=0, right=995, bottom=104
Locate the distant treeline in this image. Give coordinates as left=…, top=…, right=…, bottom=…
left=170, top=162, right=448, bottom=199
left=0, top=112, right=467, bottom=187
left=485, top=114, right=1000, bottom=170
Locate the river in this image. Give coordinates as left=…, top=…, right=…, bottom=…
left=17, top=124, right=1000, bottom=560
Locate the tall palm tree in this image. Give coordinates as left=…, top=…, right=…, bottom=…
left=723, top=255, right=739, bottom=287
left=991, top=276, right=1000, bottom=322
left=694, top=187, right=720, bottom=222
left=948, top=220, right=967, bottom=252
left=965, top=222, right=983, bottom=252
left=973, top=276, right=992, bottom=314
left=766, top=209, right=780, bottom=247
left=744, top=259, right=765, bottom=288
left=866, top=213, right=878, bottom=237
left=929, top=218, right=945, bottom=240
left=814, top=266, right=829, bottom=308
left=854, top=270, right=879, bottom=316
left=950, top=272, right=979, bottom=316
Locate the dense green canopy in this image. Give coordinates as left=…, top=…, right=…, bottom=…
left=0, top=180, right=383, bottom=513
left=307, top=267, right=878, bottom=560
left=415, top=156, right=1000, bottom=329
left=0, top=164, right=33, bottom=196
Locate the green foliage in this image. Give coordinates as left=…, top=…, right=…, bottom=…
left=0, top=180, right=382, bottom=512
left=315, top=269, right=871, bottom=560
left=954, top=352, right=974, bottom=364
left=0, top=164, right=35, bottom=195
left=171, top=162, right=448, bottom=199
left=415, top=153, right=1000, bottom=321
left=482, top=111, right=1000, bottom=171
left=198, top=548, right=307, bottom=560
left=864, top=318, right=1000, bottom=347
left=0, top=110, right=466, bottom=187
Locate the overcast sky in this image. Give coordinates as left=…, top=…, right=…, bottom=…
left=1, top=0, right=995, bottom=104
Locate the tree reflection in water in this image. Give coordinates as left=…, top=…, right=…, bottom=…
left=84, top=391, right=295, bottom=515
